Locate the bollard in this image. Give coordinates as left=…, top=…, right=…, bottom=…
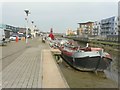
left=16, top=36, right=18, bottom=42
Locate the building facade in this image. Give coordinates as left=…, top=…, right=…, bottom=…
left=0, top=24, right=16, bottom=38
left=118, top=16, right=120, bottom=43
left=92, top=21, right=101, bottom=36
left=66, top=29, right=75, bottom=36
left=77, top=22, right=94, bottom=37
left=0, top=24, right=19, bottom=33
left=100, top=16, right=118, bottom=36
left=18, top=28, right=26, bottom=34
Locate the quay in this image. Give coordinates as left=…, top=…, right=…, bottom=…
left=0, top=37, right=118, bottom=89
left=66, top=36, right=120, bottom=50
left=0, top=37, right=68, bottom=88
left=42, top=49, right=68, bottom=88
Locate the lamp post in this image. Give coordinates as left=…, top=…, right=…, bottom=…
left=24, top=9, right=30, bottom=44
left=31, top=21, right=34, bottom=38
left=34, top=25, right=37, bottom=37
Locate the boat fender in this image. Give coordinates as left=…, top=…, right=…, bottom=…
left=73, top=58, right=75, bottom=62
left=72, top=54, right=75, bottom=62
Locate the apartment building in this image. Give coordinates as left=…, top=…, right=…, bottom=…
left=92, top=21, right=101, bottom=36
left=118, top=16, right=120, bottom=35
left=77, top=22, right=94, bottom=37
left=100, top=16, right=118, bottom=36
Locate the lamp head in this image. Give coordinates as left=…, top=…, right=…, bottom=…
left=24, top=9, right=30, bottom=16
left=32, top=21, right=34, bottom=24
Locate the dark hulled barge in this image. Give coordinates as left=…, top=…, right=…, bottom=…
left=59, top=46, right=112, bottom=72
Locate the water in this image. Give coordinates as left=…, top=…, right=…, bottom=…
left=56, top=40, right=118, bottom=88
left=104, top=56, right=119, bottom=83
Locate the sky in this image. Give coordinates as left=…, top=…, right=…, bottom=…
left=1, top=1, right=119, bottom=33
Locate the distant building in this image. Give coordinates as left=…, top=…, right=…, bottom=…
left=100, top=16, right=118, bottom=36
left=92, top=21, right=101, bottom=36
left=30, top=24, right=36, bottom=38
left=73, top=30, right=77, bottom=35
left=66, top=29, right=75, bottom=36
left=0, top=24, right=19, bottom=33
left=34, top=26, right=39, bottom=37
left=77, top=22, right=94, bottom=37
left=0, top=24, right=16, bottom=38
left=30, top=24, right=39, bottom=37
left=18, top=28, right=26, bottom=34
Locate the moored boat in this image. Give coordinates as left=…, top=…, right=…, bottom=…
left=59, top=45, right=112, bottom=72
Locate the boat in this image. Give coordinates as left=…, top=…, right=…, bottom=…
left=59, top=44, right=112, bottom=72
left=49, top=38, right=69, bottom=49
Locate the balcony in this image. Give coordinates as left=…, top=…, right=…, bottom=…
left=118, top=21, right=120, bottom=26
left=118, top=17, right=120, bottom=25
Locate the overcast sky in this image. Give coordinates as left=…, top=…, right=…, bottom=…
left=1, top=2, right=118, bottom=33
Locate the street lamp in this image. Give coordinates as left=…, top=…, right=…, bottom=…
left=31, top=21, right=34, bottom=38
left=24, top=9, right=30, bottom=44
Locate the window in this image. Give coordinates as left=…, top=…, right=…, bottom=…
left=113, top=18, right=114, bottom=21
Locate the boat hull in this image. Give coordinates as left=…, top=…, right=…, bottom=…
left=61, top=52, right=112, bottom=72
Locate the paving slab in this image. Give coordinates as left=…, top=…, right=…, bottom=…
left=2, top=47, right=42, bottom=88
left=42, top=49, right=68, bottom=88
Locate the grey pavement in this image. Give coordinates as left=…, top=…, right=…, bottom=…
left=42, top=49, right=68, bottom=88
left=0, top=37, right=68, bottom=88
left=3, top=47, right=41, bottom=88
left=1, top=37, right=48, bottom=88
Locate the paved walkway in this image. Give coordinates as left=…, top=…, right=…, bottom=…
left=42, top=50, right=68, bottom=88
left=2, top=47, right=42, bottom=88
left=1, top=37, right=68, bottom=88
left=0, top=47, right=2, bottom=89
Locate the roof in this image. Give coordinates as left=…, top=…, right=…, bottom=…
left=78, top=21, right=94, bottom=25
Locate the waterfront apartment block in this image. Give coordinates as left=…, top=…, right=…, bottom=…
left=100, top=16, right=118, bottom=36
left=92, top=21, right=101, bottom=36
left=76, top=16, right=118, bottom=42
left=77, top=22, right=94, bottom=37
